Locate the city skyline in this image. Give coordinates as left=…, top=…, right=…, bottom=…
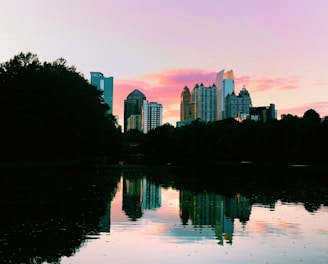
left=1, top=0, right=328, bottom=126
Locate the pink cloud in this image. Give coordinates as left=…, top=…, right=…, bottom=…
left=236, top=76, right=299, bottom=92
left=144, top=68, right=217, bottom=87
left=278, top=101, right=328, bottom=118
left=312, top=80, right=328, bottom=87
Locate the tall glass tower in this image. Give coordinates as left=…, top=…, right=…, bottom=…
left=215, top=69, right=225, bottom=120
left=90, top=72, right=114, bottom=115
left=222, top=70, right=235, bottom=119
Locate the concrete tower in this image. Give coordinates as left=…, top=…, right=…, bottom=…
left=193, top=83, right=218, bottom=122
left=180, top=86, right=195, bottom=121
left=142, top=101, right=162, bottom=134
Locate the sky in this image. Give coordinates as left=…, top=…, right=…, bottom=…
left=1, top=0, right=328, bottom=126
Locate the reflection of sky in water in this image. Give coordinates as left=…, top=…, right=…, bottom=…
left=61, top=182, right=328, bottom=264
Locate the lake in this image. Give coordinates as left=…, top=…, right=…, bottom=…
left=0, top=162, right=327, bottom=263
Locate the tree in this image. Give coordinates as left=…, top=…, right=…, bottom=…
left=0, top=52, right=122, bottom=161
left=303, top=109, right=320, bottom=121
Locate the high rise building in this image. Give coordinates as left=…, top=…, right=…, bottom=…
left=215, top=69, right=225, bottom=120
left=193, top=83, right=218, bottom=122
left=178, top=83, right=217, bottom=126
left=222, top=70, right=235, bottom=119
left=180, top=86, right=195, bottom=121
left=179, top=69, right=256, bottom=124
left=90, top=72, right=114, bottom=114
left=142, top=101, right=162, bottom=134
left=124, top=89, right=146, bottom=133
left=225, top=85, right=252, bottom=119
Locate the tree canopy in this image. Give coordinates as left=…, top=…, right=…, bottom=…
left=0, top=52, right=122, bottom=161
left=139, top=109, right=327, bottom=163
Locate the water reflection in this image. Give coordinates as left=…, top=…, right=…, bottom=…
left=176, top=191, right=250, bottom=245
left=1, top=163, right=328, bottom=263
left=0, top=167, right=120, bottom=264
left=122, top=176, right=161, bottom=221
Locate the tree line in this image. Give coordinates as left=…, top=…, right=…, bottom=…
left=130, top=109, right=328, bottom=163
left=1, top=52, right=327, bottom=163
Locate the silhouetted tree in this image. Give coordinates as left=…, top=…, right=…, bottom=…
left=0, top=52, right=122, bottom=161
left=303, top=109, right=320, bottom=121
left=138, top=109, right=326, bottom=163
left=142, top=123, right=175, bottom=162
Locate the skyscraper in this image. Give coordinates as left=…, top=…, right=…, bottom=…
left=178, top=83, right=218, bottom=125
left=221, top=70, right=235, bottom=119
left=90, top=72, right=114, bottom=114
left=215, top=69, right=225, bottom=120
left=180, top=86, right=195, bottom=121
left=124, top=89, right=146, bottom=133
left=193, top=83, right=218, bottom=122
left=142, top=101, right=162, bottom=134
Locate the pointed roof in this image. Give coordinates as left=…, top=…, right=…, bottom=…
left=126, top=89, right=146, bottom=100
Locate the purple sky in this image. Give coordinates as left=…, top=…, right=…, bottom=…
left=1, top=0, right=328, bottom=125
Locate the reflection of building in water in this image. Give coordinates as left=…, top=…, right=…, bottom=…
left=123, top=177, right=161, bottom=221
left=141, top=178, right=161, bottom=210
left=179, top=191, right=251, bottom=245
left=123, top=178, right=143, bottom=221
left=225, top=193, right=252, bottom=225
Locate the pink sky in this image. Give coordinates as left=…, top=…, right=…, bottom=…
left=1, top=0, right=328, bottom=126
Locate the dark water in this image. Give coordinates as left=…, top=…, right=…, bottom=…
left=0, top=162, right=327, bottom=263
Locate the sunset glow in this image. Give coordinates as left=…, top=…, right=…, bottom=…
left=1, top=0, right=328, bottom=126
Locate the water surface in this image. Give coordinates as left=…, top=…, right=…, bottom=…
left=0, top=163, right=327, bottom=263
left=61, top=176, right=328, bottom=264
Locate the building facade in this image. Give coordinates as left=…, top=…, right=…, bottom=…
left=179, top=83, right=218, bottom=125
left=180, top=86, right=195, bottom=121
left=225, top=85, right=252, bottom=119
left=249, top=104, right=276, bottom=122
left=124, top=89, right=146, bottom=133
left=221, top=70, right=235, bottom=119
left=193, top=83, right=218, bottom=122
left=142, top=101, right=162, bottom=134
left=127, top=114, right=142, bottom=131
left=90, top=72, right=114, bottom=115
left=215, top=69, right=225, bottom=120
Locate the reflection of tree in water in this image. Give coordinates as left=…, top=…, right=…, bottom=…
left=303, top=201, right=321, bottom=213
left=122, top=178, right=143, bottom=221
left=0, top=167, right=120, bottom=264
left=179, top=190, right=252, bottom=245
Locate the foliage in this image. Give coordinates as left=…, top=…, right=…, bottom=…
left=139, top=109, right=327, bottom=163
left=0, top=52, right=122, bottom=161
